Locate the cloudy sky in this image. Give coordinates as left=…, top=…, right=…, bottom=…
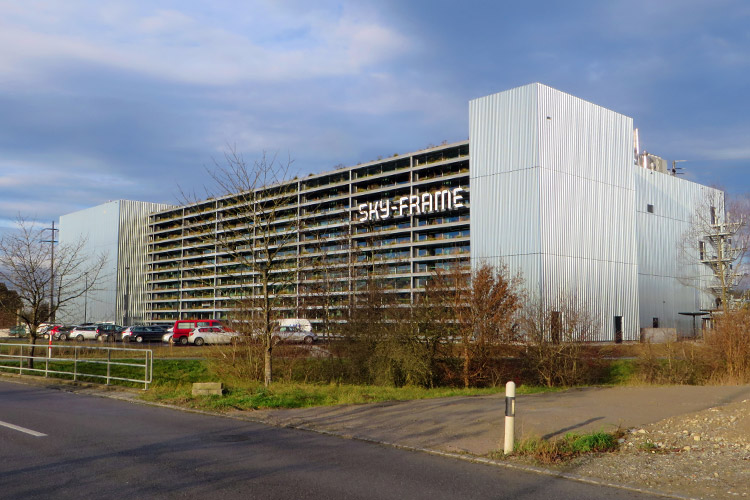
left=1, top=0, right=749, bottom=229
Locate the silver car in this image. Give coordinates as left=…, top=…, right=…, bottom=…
left=70, top=325, right=98, bottom=341
left=271, top=326, right=317, bottom=345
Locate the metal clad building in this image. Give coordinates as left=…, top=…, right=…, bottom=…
left=59, top=200, right=174, bottom=325
left=470, top=83, right=640, bottom=340
left=59, top=83, right=719, bottom=340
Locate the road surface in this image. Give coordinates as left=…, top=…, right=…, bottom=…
left=0, top=380, right=660, bottom=499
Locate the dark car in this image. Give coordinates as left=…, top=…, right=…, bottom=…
left=96, top=324, right=125, bottom=341
left=121, top=325, right=167, bottom=343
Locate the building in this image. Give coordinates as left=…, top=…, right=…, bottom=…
left=60, top=83, right=720, bottom=340
left=59, top=200, right=174, bottom=325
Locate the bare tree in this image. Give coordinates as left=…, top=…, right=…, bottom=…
left=518, top=295, right=599, bottom=387
left=190, top=148, right=301, bottom=387
left=680, top=191, right=750, bottom=312
left=0, top=217, right=106, bottom=367
left=429, top=262, right=524, bottom=388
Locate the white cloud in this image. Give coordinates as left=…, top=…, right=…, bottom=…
left=0, top=2, right=414, bottom=88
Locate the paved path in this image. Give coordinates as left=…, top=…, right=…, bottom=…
left=245, top=385, right=750, bottom=456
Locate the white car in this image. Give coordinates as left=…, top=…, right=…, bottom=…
left=188, top=326, right=240, bottom=346
left=70, top=325, right=98, bottom=341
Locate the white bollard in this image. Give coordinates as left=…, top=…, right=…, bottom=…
left=504, top=381, right=516, bottom=455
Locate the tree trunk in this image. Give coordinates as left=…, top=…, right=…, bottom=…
left=462, top=337, right=470, bottom=389
left=262, top=268, right=272, bottom=387
left=27, top=334, right=36, bottom=369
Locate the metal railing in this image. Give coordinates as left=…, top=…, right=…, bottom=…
left=0, top=343, right=152, bottom=389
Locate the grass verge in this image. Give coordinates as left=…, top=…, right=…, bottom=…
left=141, top=376, right=563, bottom=411
left=491, top=430, right=622, bottom=464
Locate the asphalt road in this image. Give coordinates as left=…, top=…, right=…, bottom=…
left=0, top=381, right=659, bottom=500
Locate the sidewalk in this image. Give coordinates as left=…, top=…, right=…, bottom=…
left=243, top=385, right=750, bottom=456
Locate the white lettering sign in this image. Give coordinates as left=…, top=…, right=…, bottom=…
left=356, top=187, right=466, bottom=222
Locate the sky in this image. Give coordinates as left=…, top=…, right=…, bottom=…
left=1, top=0, right=750, bottom=230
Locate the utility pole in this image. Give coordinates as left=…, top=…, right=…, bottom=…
left=84, top=273, right=88, bottom=323
left=42, top=221, right=58, bottom=322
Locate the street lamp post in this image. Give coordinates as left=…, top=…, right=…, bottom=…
left=124, top=266, right=130, bottom=326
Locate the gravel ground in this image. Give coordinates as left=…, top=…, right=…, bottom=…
left=566, top=398, right=750, bottom=499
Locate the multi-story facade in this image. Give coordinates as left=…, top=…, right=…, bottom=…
left=146, top=142, right=471, bottom=326
left=61, top=83, right=720, bottom=341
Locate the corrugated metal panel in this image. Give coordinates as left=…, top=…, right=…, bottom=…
left=116, top=200, right=175, bottom=325
left=471, top=83, right=640, bottom=341
left=469, top=83, right=542, bottom=296
left=634, top=168, right=722, bottom=335
left=58, top=201, right=121, bottom=323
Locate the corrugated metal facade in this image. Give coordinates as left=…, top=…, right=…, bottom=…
left=471, top=83, right=639, bottom=341
left=116, top=200, right=175, bottom=325
left=59, top=200, right=173, bottom=325
left=634, top=168, right=720, bottom=334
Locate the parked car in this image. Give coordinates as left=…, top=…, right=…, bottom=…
left=9, top=325, right=28, bottom=337
left=70, top=325, right=99, bottom=341
left=49, top=325, right=75, bottom=340
left=188, top=326, right=240, bottom=346
left=96, top=324, right=125, bottom=341
left=172, top=319, right=224, bottom=345
left=121, top=325, right=167, bottom=343
left=271, top=326, right=317, bottom=345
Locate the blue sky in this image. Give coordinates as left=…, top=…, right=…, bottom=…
left=1, top=0, right=749, bottom=228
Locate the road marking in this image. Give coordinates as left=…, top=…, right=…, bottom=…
left=0, top=420, right=47, bottom=437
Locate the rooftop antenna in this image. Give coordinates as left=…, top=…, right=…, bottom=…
left=672, top=159, right=686, bottom=175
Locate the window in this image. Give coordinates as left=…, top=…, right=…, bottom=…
left=614, top=316, right=623, bottom=344
left=710, top=206, right=716, bottom=225
left=652, top=317, right=659, bottom=328
left=699, top=241, right=706, bottom=260
left=550, top=311, right=562, bottom=344
left=646, top=204, right=654, bottom=213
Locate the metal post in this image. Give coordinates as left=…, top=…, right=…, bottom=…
left=43, top=221, right=58, bottom=322
left=84, top=273, right=88, bottom=324
left=73, top=347, right=78, bottom=382
left=106, top=348, right=111, bottom=385
left=504, top=381, right=516, bottom=455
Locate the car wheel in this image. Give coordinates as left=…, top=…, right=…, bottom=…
left=194, top=337, right=205, bottom=346
left=271, top=335, right=280, bottom=345
left=136, top=335, right=144, bottom=343
left=303, top=336, right=314, bottom=345
left=179, top=336, right=188, bottom=346
left=60, top=333, right=68, bottom=341
left=76, top=334, right=84, bottom=342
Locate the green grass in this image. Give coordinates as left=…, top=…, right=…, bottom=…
left=498, top=431, right=622, bottom=464
left=603, top=359, right=639, bottom=385
left=141, top=378, right=562, bottom=411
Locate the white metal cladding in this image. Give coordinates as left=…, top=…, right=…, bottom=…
left=58, top=201, right=120, bottom=324
left=634, top=168, right=721, bottom=335
left=116, top=200, right=175, bottom=325
left=536, top=84, right=634, bottom=190
left=470, top=83, right=640, bottom=341
left=469, top=83, right=542, bottom=296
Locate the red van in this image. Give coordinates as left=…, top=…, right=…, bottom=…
left=172, top=319, right=224, bottom=345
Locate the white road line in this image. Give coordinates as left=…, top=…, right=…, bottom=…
left=0, top=420, right=47, bottom=437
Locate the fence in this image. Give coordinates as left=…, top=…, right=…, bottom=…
left=0, top=343, right=152, bottom=389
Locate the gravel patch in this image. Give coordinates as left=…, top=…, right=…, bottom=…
left=568, top=399, right=750, bottom=499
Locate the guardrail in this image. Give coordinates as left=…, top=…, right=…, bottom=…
left=0, top=343, right=152, bottom=389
